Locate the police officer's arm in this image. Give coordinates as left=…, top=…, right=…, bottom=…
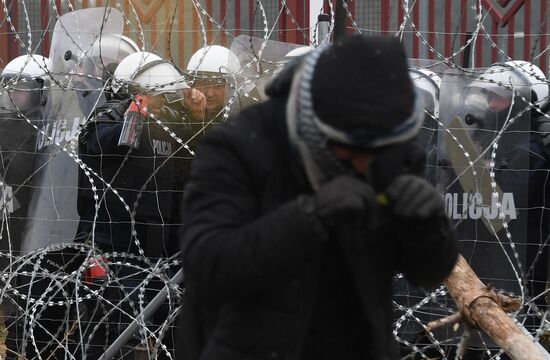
left=80, top=99, right=131, bottom=155
left=181, top=119, right=322, bottom=305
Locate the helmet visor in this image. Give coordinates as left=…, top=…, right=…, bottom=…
left=0, top=74, right=44, bottom=112
left=190, top=75, right=227, bottom=89
left=463, top=86, right=513, bottom=126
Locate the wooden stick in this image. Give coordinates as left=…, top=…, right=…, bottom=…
left=425, top=311, right=462, bottom=333
left=443, top=255, right=550, bottom=360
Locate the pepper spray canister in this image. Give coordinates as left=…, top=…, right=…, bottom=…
left=118, top=95, right=148, bottom=149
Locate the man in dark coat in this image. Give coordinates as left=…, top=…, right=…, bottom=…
left=179, top=35, right=458, bottom=360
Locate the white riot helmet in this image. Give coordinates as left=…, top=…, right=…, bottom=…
left=113, top=51, right=187, bottom=95
left=186, top=45, right=240, bottom=76
left=3, top=54, right=50, bottom=78
left=186, top=46, right=239, bottom=113
left=461, top=62, right=537, bottom=134
left=263, top=46, right=314, bottom=92
left=1, top=54, right=50, bottom=112
left=89, top=35, right=140, bottom=97
left=274, top=46, right=313, bottom=74
left=502, top=60, right=549, bottom=105
left=284, top=46, right=313, bottom=59
left=409, top=68, right=441, bottom=118
left=91, top=34, right=140, bottom=65
left=469, top=62, right=540, bottom=105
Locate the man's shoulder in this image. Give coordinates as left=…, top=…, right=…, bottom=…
left=240, top=97, right=286, bottom=119
left=195, top=98, right=288, bottom=167
left=215, top=98, right=287, bottom=139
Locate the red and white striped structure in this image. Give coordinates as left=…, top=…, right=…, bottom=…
left=0, top=1, right=547, bottom=73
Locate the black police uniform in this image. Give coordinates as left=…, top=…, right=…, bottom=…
left=75, top=97, right=190, bottom=359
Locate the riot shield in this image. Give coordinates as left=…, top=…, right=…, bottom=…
left=437, top=68, right=530, bottom=293
left=0, top=70, right=47, bottom=257
left=435, top=68, right=531, bottom=345
left=21, top=8, right=124, bottom=252
left=408, top=60, right=449, bottom=184
left=49, top=7, right=125, bottom=118
left=394, top=66, right=533, bottom=353
left=226, top=35, right=308, bottom=112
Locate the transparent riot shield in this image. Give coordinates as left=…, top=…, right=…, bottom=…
left=434, top=68, right=531, bottom=347
left=21, top=8, right=124, bottom=252
left=438, top=68, right=530, bottom=293
left=226, top=35, right=309, bottom=112
left=408, top=59, right=448, bottom=185
left=49, top=7, right=125, bottom=119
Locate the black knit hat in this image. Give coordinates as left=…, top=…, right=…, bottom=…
left=310, top=35, right=419, bottom=147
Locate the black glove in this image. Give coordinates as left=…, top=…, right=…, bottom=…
left=91, top=98, right=131, bottom=122
left=385, top=175, right=444, bottom=219
left=299, top=175, right=377, bottom=230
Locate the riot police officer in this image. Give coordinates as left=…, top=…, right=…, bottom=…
left=76, top=51, right=190, bottom=359
left=185, top=45, right=240, bottom=123
left=0, top=54, right=50, bottom=257
left=432, top=60, right=549, bottom=358
left=1, top=54, right=55, bottom=360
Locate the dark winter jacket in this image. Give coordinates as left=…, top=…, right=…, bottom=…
left=179, top=97, right=458, bottom=360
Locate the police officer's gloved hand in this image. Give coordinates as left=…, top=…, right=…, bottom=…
left=91, top=98, right=131, bottom=122
left=385, top=175, right=444, bottom=219
left=299, top=175, right=377, bottom=234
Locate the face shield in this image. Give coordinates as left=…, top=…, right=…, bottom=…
left=121, top=59, right=188, bottom=118
left=417, top=88, right=436, bottom=116
left=19, top=8, right=124, bottom=253
left=48, top=7, right=124, bottom=118
left=407, top=64, right=447, bottom=187
left=462, top=85, right=514, bottom=132
left=226, top=35, right=309, bottom=112
left=467, top=65, right=531, bottom=114
left=415, top=88, right=438, bottom=182
left=416, top=87, right=437, bottom=138
left=191, top=74, right=227, bottom=89
left=141, top=90, right=185, bottom=116
left=188, top=71, right=228, bottom=115
left=0, top=73, right=43, bottom=183
left=0, top=73, right=45, bottom=114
